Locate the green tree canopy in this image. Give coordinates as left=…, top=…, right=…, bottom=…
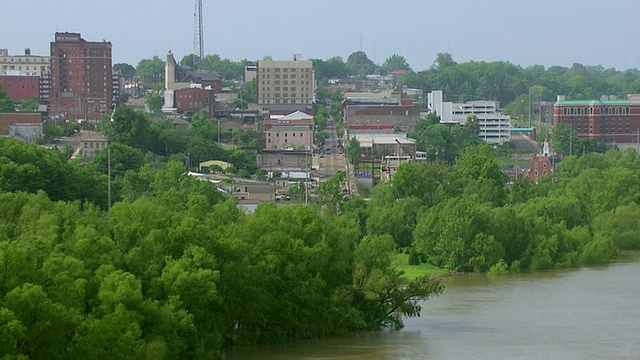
left=113, top=63, right=136, bottom=79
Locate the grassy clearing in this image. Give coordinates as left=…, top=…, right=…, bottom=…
left=391, top=253, right=448, bottom=280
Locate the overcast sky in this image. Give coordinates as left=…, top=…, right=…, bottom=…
left=3, top=0, right=639, bottom=71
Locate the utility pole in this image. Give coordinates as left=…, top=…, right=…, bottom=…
left=528, top=88, right=532, bottom=128
left=107, top=144, right=111, bottom=210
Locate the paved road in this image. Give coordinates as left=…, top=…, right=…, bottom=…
left=511, top=133, right=538, bottom=152
left=318, top=124, right=346, bottom=177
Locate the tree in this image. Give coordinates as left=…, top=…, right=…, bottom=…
left=381, top=54, right=411, bottom=73
left=0, top=84, right=15, bottom=112
left=551, top=123, right=580, bottom=156
left=431, top=52, right=456, bottom=71
left=314, top=131, right=329, bottom=147
left=136, top=56, right=164, bottom=84
left=20, top=96, right=39, bottom=112
left=347, top=136, right=361, bottom=164
left=316, top=170, right=347, bottom=213
left=346, top=51, right=379, bottom=76
left=43, top=124, right=65, bottom=142
left=113, top=63, right=136, bottom=79
left=102, top=105, right=151, bottom=150
left=145, top=89, right=164, bottom=113
left=179, top=54, right=201, bottom=69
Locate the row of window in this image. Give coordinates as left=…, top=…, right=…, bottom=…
left=268, top=132, right=305, bottom=137
left=2, top=77, right=38, bottom=82
left=0, top=57, right=49, bottom=63
left=262, top=73, right=312, bottom=79
left=262, top=80, right=311, bottom=86
left=562, top=106, right=631, bottom=115
left=265, top=68, right=310, bottom=73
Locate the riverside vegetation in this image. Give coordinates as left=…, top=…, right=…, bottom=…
left=3, top=122, right=640, bottom=358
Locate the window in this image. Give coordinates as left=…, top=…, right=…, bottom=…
left=291, top=80, right=296, bottom=85
left=284, top=132, right=288, bottom=137
left=283, top=74, right=288, bottom=79
left=283, top=80, right=288, bottom=85
left=275, top=80, right=280, bottom=85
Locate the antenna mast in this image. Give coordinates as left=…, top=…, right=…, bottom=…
left=194, top=0, right=204, bottom=69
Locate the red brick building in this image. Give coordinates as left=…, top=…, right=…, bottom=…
left=50, top=32, right=112, bottom=122
left=174, top=87, right=215, bottom=117
left=554, top=94, right=640, bottom=143
left=0, top=112, right=42, bottom=136
left=181, top=70, right=221, bottom=93
left=0, top=74, right=40, bottom=101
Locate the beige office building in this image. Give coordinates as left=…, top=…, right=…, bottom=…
left=257, top=55, right=315, bottom=114
left=0, top=48, right=50, bottom=76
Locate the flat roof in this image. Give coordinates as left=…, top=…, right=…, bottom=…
left=352, top=133, right=416, bottom=148
left=556, top=100, right=632, bottom=105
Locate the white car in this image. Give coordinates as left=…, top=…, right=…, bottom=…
left=285, top=147, right=294, bottom=151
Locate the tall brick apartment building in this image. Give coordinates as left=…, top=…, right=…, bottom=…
left=50, top=32, right=112, bottom=122
left=554, top=94, right=640, bottom=143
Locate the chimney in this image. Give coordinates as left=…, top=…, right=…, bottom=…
left=25, top=48, right=31, bottom=56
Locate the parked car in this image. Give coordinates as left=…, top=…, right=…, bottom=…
left=285, top=147, right=294, bottom=151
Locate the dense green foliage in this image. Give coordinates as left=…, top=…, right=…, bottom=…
left=0, top=184, right=442, bottom=358
left=0, top=85, right=15, bottom=112
left=340, top=146, right=640, bottom=273
left=0, top=138, right=107, bottom=206
left=0, top=136, right=445, bottom=359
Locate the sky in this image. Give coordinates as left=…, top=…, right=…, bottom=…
left=3, top=0, right=640, bottom=71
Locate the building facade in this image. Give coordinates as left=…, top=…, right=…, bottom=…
left=0, top=48, right=50, bottom=76
left=554, top=94, right=640, bottom=143
left=263, top=111, right=314, bottom=151
left=174, top=87, right=215, bottom=117
left=428, top=90, right=511, bottom=144
left=345, top=104, right=420, bottom=133
left=257, top=56, right=315, bottom=114
left=0, top=112, right=42, bottom=136
left=50, top=32, right=112, bottom=122
left=9, top=122, right=43, bottom=143
left=0, top=74, right=40, bottom=101
left=81, top=132, right=108, bottom=160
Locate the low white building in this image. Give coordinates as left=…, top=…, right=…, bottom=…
left=9, top=122, right=43, bottom=143
left=428, top=90, right=511, bottom=144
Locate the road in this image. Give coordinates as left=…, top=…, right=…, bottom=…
left=317, top=123, right=346, bottom=178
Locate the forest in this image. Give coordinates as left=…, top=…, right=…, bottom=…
left=0, top=137, right=444, bottom=359
left=3, top=119, right=640, bottom=357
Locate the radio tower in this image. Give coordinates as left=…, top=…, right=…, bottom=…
left=194, top=0, right=204, bottom=69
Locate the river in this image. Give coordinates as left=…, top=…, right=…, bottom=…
left=225, top=252, right=640, bottom=359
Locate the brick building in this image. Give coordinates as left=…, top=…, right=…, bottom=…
left=0, top=112, right=42, bottom=136
left=50, top=32, right=112, bottom=122
left=345, top=104, right=420, bottom=133
left=263, top=111, right=314, bottom=151
left=0, top=74, right=40, bottom=101
left=554, top=94, right=640, bottom=143
left=174, top=87, right=215, bottom=117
